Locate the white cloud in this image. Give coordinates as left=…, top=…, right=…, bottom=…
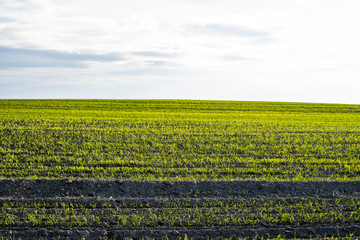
left=182, top=23, right=269, bottom=38
left=1, top=0, right=360, bottom=103
left=0, top=46, right=124, bottom=69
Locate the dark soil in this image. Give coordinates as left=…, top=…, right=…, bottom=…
left=2, top=179, right=360, bottom=199
left=1, top=180, right=360, bottom=239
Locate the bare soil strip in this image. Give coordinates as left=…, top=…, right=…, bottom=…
left=2, top=179, right=360, bottom=199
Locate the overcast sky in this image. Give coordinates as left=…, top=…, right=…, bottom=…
left=1, top=0, right=360, bottom=103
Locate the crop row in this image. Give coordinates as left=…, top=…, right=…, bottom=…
left=2, top=197, right=360, bottom=228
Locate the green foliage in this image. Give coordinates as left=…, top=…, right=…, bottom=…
left=1, top=100, right=360, bottom=180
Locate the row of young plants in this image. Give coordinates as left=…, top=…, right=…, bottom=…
left=1, top=100, right=360, bottom=180
left=2, top=197, right=360, bottom=227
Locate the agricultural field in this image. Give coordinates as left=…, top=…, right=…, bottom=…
left=1, top=99, right=360, bottom=239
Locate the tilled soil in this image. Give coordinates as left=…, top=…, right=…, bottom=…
left=1, top=180, right=360, bottom=239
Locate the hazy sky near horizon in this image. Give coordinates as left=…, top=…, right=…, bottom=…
left=1, top=0, right=360, bottom=103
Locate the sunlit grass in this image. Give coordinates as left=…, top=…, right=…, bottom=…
left=1, top=99, right=360, bottom=180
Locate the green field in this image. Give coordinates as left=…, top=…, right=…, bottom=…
left=2, top=100, right=360, bottom=239
left=1, top=99, right=360, bottom=181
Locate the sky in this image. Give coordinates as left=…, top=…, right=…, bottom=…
left=1, top=0, right=360, bottom=103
